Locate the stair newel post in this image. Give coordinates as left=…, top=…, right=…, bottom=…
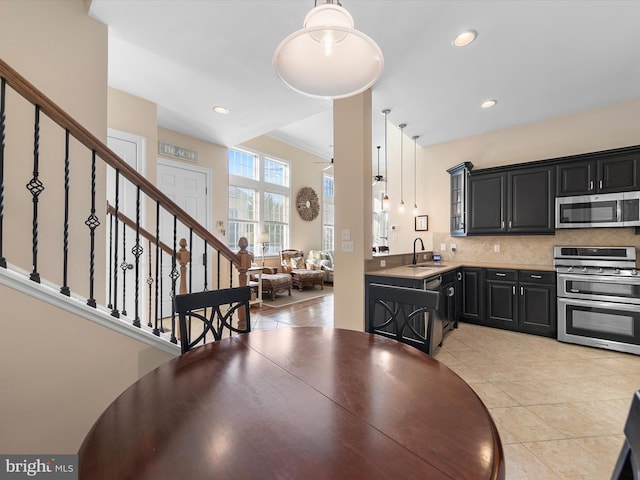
left=132, top=186, right=142, bottom=327
left=236, top=236, right=251, bottom=331
left=85, top=150, right=100, bottom=308
left=169, top=215, right=179, bottom=344
left=111, top=169, right=120, bottom=318
left=27, top=105, right=44, bottom=283
left=0, top=77, right=7, bottom=269
left=177, top=238, right=190, bottom=295
left=60, top=130, right=71, bottom=296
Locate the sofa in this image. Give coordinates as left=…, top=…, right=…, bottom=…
left=280, top=249, right=325, bottom=291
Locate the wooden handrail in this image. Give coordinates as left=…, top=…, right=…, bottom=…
left=107, top=204, right=174, bottom=257
left=0, top=57, right=240, bottom=268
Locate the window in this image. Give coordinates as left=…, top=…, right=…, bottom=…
left=228, top=149, right=290, bottom=256
left=322, top=173, right=334, bottom=252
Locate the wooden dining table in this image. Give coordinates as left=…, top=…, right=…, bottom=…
left=78, top=327, right=505, bottom=480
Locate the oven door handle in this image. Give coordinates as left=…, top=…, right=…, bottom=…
left=557, top=273, right=640, bottom=286
left=558, top=296, right=640, bottom=312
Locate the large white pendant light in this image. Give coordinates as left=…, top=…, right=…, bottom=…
left=273, top=1, right=384, bottom=99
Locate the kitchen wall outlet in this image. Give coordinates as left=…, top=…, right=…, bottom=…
left=341, top=241, right=354, bottom=252
left=341, top=228, right=351, bottom=240
left=440, top=243, right=446, bottom=251
left=451, top=243, right=457, bottom=252
left=423, top=253, right=428, bottom=260
left=380, top=259, right=386, bottom=267
left=493, top=244, right=501, bottom=253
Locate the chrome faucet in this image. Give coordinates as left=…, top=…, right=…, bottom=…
left=412, top=237, right=425, bottom=264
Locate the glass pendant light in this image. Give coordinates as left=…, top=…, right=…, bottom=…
left=412, top=135, right=419, bottom=216
left=273, top=0, right=384, bottom=99
left=399, top=123, right=406, bottom=212
left=381, top=109, right=390, bottom=211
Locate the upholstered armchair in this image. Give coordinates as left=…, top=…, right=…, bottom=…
left=280, top=249, right=325, bottom=291
left=318, top=251, right=334, bottom=283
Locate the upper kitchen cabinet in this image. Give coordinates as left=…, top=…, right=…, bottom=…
left=468, top=165, right=555, bottom=235
left=447, top=162, right=473, bottom=236
left=556, top=150, right=640, bottom=196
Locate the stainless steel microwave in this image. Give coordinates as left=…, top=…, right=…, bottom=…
left=556, top=191, right=640, bottom=228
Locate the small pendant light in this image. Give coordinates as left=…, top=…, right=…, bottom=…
left=381, top=108, right=390, bottom=211
left=373, top=145, right=383, bottom=185
left=399, top=123, right=407, bottom=212
left=412, top=135, right=419, bottom=216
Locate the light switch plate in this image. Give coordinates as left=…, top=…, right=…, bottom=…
left=341, top=241, right=354, bottom=252
left=341, top=229, right=351, bottom=240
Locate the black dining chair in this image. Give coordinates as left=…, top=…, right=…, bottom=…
left=611, top=390, right=640, bottom=480
left=367, top=283, right=440, bottom=355
left=173, top=286, right=252, bottom=354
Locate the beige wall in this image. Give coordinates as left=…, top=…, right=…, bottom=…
left=0, top=285, right=174, bottom=453
left=381, top=99, right=640, bottom=257
left=0, top=0, right=173, bottom=455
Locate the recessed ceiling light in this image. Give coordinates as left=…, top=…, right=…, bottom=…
left=480, top=99, right=497, bottom=109
left=213, top=106, right=229, bottom=115
left=453, top=30, right=477, bottom=47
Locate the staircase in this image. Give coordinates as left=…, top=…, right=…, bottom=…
left=0, top=58, right=252, bottom=355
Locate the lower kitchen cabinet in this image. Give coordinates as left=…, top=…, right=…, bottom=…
left=461, top=267, right=556, bottom=337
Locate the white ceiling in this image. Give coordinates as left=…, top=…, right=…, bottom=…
left=89, top=0, right=640, bottom=161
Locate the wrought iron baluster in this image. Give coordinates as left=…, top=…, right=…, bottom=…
left=107, top=213, right=113, bottom=309
left=120, top=226, right=128, bottom=317
left=132, top=186, right=142, bottom=327
left=189, top=228, right=193, bottom=293
left=85, top=151, right=100, bottom=308
left=147, top=240, right=153, bottom=328
left=159, top=248, right=164, bottom=333
left=0, top=77, right=6, bottom=269
left=216, top=250, right=221, bottom=290
left=60, top=130, right=70, bottom=296
left=27, top=105, right=44, bottom=283
left=111, top=169, right=120, bottom=318
left=169, top=215, right=178, bottom=344
left=203, top=240, right=208, bottom=291
left=153, top=201, right=160, bottom=336
left=229, top=258, right=233, bottom=288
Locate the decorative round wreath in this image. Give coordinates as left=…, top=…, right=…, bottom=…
left=296, top=187, right=320, bottom=221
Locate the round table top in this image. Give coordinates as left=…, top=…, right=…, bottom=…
left=79, top=327, right=504, bottom=480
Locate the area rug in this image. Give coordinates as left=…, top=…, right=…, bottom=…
left=259, top=285, right=333, bottom=308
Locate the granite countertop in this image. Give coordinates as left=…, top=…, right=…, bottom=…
left=366, top=261, right=555, bottom=280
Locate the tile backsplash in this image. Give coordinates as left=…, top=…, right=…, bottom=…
left=433, top=228, right=640, bottom=267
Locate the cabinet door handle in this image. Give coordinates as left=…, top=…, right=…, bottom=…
left=520, top=286, right=524, bottom=295
left=512, top=286, right=516, bottom=295
left=495, top=273, right=506, bottom=277
left=501, top=220, right=505, bottom=229
left=509, top=220, right=512, bottom=228
left=599, top=180, right=603, bottom=189
left=531, top=274, right=542, bottom=279
left=457, top=272, right=462, bottom=281
left=589, top=180, right=594, bottom=191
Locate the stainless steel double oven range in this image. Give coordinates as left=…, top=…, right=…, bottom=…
left=554, top=246, right=640, bottom=355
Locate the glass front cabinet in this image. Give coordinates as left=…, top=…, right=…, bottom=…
left=447, top=162, right=473, bottom=236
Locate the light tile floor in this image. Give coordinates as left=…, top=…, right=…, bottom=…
left=433, top=323, right=639, bottom=480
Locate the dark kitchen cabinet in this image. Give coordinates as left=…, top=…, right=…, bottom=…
left=461, top=267, right=484, bottom=322
left=481, top=268, right=556, bottom=337
left=441, top=269, right=462, bottom=333
left=518, top=270, right=556, bottom=337
left=447, top=162, right=473, bottom=236
left=468, top=165, right=555, bottom=235
left=485, top=269, right=518, bottom=329
left=556, top=153, right=640, bottom=196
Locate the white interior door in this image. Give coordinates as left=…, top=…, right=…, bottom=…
left=106, top=130, right=147, bottom=323
left=157, top=159, right=210, bottom=317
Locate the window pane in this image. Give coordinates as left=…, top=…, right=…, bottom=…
left=264, top=192, right=289, bottom=222
left=323, top=175, right=334, bottom=198
left=265, top=158, right=289, bottom=187
left=323, top=202, right=334, bottom=225
left=228, top=221, right=256, bottom=252
left=323, top=226, right=334, bottom=252
left=229, top=186, right=256, bottom=220
left=264, top=223, right=288, bottom=256
left=229, top=149, right=257, bottom=180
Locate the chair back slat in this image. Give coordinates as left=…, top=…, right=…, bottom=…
left=612, top=390, right=640, bottom=479
left=367, top=283, right=440, bottom=355
left=174, top=286, right=252, bottom=353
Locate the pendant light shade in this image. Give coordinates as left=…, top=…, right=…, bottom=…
left=273, top=1, right=384, bottom=99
